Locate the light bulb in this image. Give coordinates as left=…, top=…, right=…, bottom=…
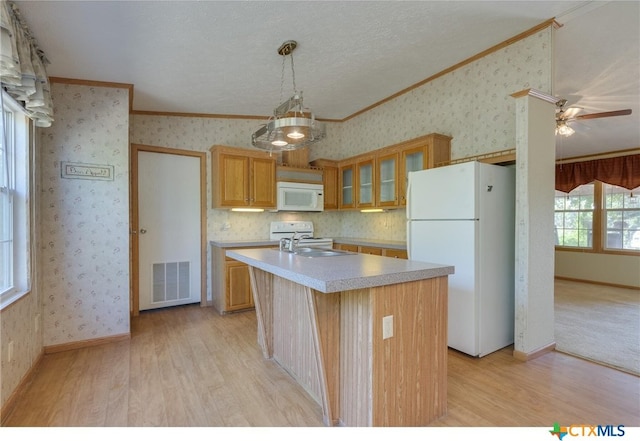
left=271, top=130, right=288, bottom=147
left=287, top=129, right=305, bottom=139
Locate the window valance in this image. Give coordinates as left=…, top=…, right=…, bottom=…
left=555, top=154, right=640, bottom=193
left=0, top=0, right=53, bottom=127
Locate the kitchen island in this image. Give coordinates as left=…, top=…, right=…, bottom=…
left=226, top=247, right=454, bottom=427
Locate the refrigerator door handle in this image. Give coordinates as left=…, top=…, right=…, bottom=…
left=406, top=221, right=411, bottom=259
left=406, top=174, right=412, bottom=220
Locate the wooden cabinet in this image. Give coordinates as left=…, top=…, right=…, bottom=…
left=376, top=151, right=399, bottom=207
left=356, top=156, right=375, bottom=208
left=360, top=246, right=382, bottom=255
left=336, top=243, right=359, bottom=252
left=309, top=158, right=339, bottom=210
left=383, top=248, right=408, bottom=259
left=210, top=145, right=276, bottom=209
left=398, top=133, right=452, bottom=206
left=339, top=160, right=355, bottom=209
left=225, top=259, right=253, bottom=311
left=335, top=242, right=407, bottom=259
left=335, top=133, right=451, bottom=211
left=211, top=244, right=273, bottom=314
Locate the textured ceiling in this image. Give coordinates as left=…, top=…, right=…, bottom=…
left=12, top=0, right=640, bottom=159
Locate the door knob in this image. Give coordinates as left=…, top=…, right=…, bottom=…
left=140, top=228, right=147, bottom=234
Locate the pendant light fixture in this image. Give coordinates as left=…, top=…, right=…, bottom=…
left=252, top=40, right=326, bottom=152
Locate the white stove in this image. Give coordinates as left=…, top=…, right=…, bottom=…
left=269, top=221, right=333, bottom=249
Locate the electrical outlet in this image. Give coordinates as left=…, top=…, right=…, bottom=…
left=222, top=222, right=231, bottom=231
left=382, top=315, right=393, bottom=339
left=8, top=341, right=14, bottom=362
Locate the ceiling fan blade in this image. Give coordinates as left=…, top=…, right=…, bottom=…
left=562, top=107, right=583, bottom=119
left=575, top=109, right=632, bottom=120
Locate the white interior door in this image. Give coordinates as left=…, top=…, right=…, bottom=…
left=138, top=150, right=201, bottom=311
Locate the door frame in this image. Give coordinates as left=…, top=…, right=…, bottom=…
left=130, top=143, right=207, bottom=316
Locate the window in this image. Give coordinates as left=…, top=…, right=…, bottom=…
left=603, top=183, right=640, bottom=250
left=554, top=183, right=594, bottom=248
left=1, top=91, right=31, bottom=309
left=555, top=180, right=640, bottom=254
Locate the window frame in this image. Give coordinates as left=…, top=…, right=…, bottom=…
left=554, top=182, right=595, bottom=249
left=555, top=180, right=640, bottom=256
left=0, top=91, right=32, bottom=310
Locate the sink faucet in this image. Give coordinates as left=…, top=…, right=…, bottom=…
left=288, top=232, right=300, bottom=252
left=279, top=237, right=291, bottom=252
left=279, top=232, right=312, bottom=253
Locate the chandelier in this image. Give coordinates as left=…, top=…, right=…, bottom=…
left=252, top=40, right=326, bottom=152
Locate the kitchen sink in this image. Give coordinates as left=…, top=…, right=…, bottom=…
left=293, top=247, right=354, bottom=257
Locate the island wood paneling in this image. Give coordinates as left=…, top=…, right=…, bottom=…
left=339, top=288, right=373, bottom=426
left=372, top=276, right=448, bottom=426
left=248, top=268, right=274, bottom=359
left=310, top=289, right=341, bottom=426
left=271, top=276, right=322, bottom=401
left=248, top=268, right=448, bottom=427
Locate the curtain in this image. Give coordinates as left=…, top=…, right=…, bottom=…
left=0, top=0, right=53, bottom=127
left=556, top=154, right=640, bottom=193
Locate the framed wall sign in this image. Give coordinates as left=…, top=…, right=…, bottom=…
left=61, top=162, right=114, bottom=181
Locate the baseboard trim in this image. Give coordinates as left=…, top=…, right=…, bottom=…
left=513, top=342, right=556, bottom=361
left=555, top=276, right=640, bottom=291
left=1, top=349, right=44, bottom=426
left=44, top=333, right=130, bottom=354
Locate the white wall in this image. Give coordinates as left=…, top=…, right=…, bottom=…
left=555, top=251, right=640, bottom=288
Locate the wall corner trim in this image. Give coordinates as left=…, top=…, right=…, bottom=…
left=510, top=88, right=558, bottom=104
left=513, top=342, right=557, bottom=361
left=44, top=333, right=131, bottom=354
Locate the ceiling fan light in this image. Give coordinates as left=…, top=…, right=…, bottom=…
left=556, top=122, right=575, bottom=137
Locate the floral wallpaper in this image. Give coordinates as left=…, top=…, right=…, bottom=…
left=0, top=290, right=41, bottom=410
left=38, top=83, right=130, bottom=346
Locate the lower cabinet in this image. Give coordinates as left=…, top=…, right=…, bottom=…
left=212, top=245, right=272, bottom=314
left=382, top=248, right=408, bottom=259
left=335, top=243, right=407, bottom=259
left=225, top=259, right=254, bottom=311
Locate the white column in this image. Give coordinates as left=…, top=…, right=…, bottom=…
left=511, top=89, right=557, bottom=359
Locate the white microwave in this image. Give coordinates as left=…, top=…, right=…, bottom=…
left=276, top=181, right=324, bottom=212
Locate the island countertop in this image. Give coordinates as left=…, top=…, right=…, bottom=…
left=226, top=247, right=454, bottom=293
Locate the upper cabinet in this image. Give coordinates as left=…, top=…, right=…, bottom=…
left=356, top=155, right=375, bottom=208
left=211, top=133, right=451, bottom=212
left=309, top=158, right=339, bottom=210
left=376, top=151, right=399, bottom=207
left=397, top=133, right=451, bottom=206
left=210, top=145, right=276, bottom=209
left=332, top=133, right=451, bottom=210
left=338, top=160, right=355, bottom=209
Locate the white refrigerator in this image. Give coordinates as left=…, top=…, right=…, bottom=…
left=406, top=161, right=515, bottom=357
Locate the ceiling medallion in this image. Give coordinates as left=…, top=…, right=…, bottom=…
left=251, top=40, right=326, bottom=153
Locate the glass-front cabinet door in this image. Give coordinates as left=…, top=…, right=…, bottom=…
left=377, top=152, right=398, bottom=207
left=339, top=162, right=355, bottom=209
left=357, top=158, right=375, bottom=208
left=399, top=146, right=425, bottom=206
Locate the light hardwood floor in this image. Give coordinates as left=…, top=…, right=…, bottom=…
left=4, top=303, right=639, bottom=427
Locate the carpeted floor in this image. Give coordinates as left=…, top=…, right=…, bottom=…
left=554, top=279, right=640, bottom=376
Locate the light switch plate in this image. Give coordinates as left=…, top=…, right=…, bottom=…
left=382, top=315, right=393, bottom=339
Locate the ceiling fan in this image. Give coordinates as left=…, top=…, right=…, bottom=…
left=555, top=99, right=632, bottom=137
